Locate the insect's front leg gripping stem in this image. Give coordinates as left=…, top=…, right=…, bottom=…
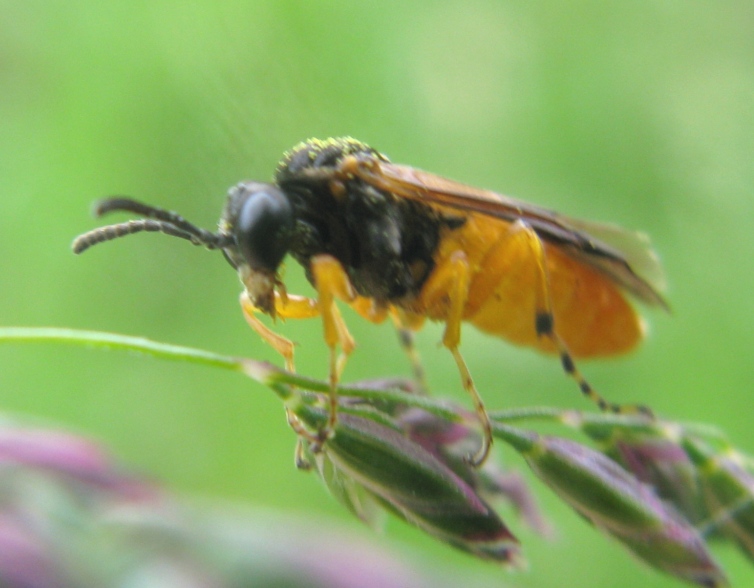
left=311, top=255, right=357, bottom=445
left=240, top=291, right=296, bottom=371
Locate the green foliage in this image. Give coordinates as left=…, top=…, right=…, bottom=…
left=5, top=328, right=754, bottom=586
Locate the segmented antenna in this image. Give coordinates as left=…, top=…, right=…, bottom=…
left=71, top=197, right=232, bottom=254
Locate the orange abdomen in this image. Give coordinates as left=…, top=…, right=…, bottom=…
left=470, top=243, right=643, bottom=358
left=422, top=213, right=644, bottom=359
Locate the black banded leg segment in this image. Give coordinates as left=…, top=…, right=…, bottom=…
left=520, top=222, right=653, bottom=418
left=532, top=307, right=612, bottom=411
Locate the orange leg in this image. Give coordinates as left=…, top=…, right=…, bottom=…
left=350, top=295, right=389, bottom=324
left=240, top=290, right=319, bottom=372
left=241, top=290, right=325, bottom=448
left=241, top=262, right=358, bottom=449
left=418, top=250, right=493, bottom=466
left=310, top=255, right=358, bottom=445
left=503, top=222, right=652, bottom=417
left=349, top=296, right=429, bottom=391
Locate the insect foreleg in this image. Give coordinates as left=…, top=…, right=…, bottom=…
left=241, top=291, right=296, bottom=372
left=241, top=289, right=329, bottom=451
left=310, top=254, right=358, bottom=445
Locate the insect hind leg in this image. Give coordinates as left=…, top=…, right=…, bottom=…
left=520, top=222, right=653, bottom=418
left=418, top=250, right=493, bottom=466
left=545, top=319, right=652, bottom=416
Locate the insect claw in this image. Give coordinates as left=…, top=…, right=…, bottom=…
left=294, top=439, right=313, bottom=470
left=465, top=438, right=492, bottom=468
left=306, top=424, right=335, bottom=455
left=638, top=405, right=655, bottom=419
left=611, top=402, right=655, bottom=419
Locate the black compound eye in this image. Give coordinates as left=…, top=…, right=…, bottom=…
left=235, top=184, right=294, bottom=273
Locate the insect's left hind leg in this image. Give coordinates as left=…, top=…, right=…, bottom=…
left=516, top=222, right=653, bottom=417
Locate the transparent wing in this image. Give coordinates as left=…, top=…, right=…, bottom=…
left=563, top=217, right=667, bottom=297
left=352, top=160, right=668, bottom=310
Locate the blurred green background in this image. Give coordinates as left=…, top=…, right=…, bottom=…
left=2, top=1, right=753, bottom=586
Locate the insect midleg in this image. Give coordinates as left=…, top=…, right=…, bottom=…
left=513, top=222, right=652, bottom=417
left=311, top=254, right=357, bottom=445
left=350, top=295, right=389, bottom=324
left=418, top=250, right=493, bottom=466
left=350, top=297, right=430, bottom=389
left=390, top=308, right=428, bottom=392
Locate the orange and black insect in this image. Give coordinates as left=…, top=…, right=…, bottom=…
left=72, top=137, right=667, bottom=465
